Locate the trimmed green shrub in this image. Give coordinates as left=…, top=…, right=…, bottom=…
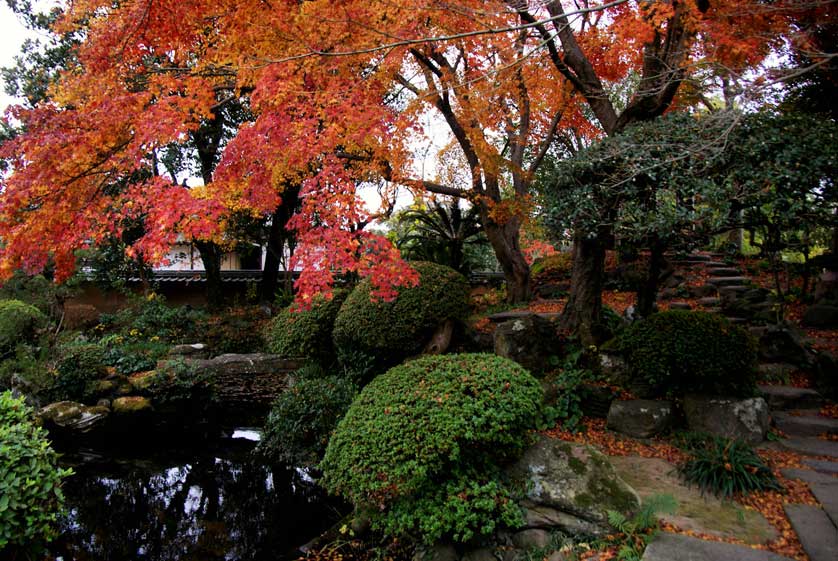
left=0, top=391, right=72, bottom=554
left=266, top=289, right=348, bottom=363
left=320, top=353, right=543, bottom=544
left=52, top=343, right=108, bottom=402
left=0, top=299, right=47, bottom=354
left=604, top=311, right=757, bottom=397
left=257, top=369, right=357, bottom=467
left=332, top=262, right=470, bottom=368
left=677, top=433, right=781, bottom=499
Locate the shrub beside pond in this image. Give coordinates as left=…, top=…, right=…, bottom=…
left=320, top=353, right=543, bottom=544
left=603, top=310, right=757, bottom=397
left=0, top=391, right=72, bottom=555
left=0, top=299, right=46, bottom=353
left=332, top=262, right=469, bottom=370
left=266, top=289, right=348, bottom=363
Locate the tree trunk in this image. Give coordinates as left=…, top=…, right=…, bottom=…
left=636, top=239, right=665, bottom=319
left=195, top=240, right=224, bottom=309
left=482, top=217, right=531, bottom=303
left=260, top=185, right=300, bottom=304
left=561, top=232, right=606, bottom=346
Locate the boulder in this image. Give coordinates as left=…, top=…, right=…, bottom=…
left=802, top=303, right=838, bottom=328
left=493, top=314, right=560, bottom=372
left=112, top=396, right=152, bottom=414
left=128, top=370, right=157, bottom=392
left=599, top=353, right=629, bottom=384
left=38, top=401, right=109, bottom=434
left=506, top=435, right=640, bottom=537
left=167, top=343, right=210, bottom=359
left=683, top=395, right=769, bottom=444
left=757, top=326, right=814, bottom=367
left=606, top=400, right=674, bottom=438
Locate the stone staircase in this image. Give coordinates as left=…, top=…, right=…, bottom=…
left=759, top=385, right=838, bottom=561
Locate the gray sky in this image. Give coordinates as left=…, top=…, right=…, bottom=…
left=0, top=3, right=35, bottom=112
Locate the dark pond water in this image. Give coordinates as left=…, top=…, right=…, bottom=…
left=46, top=430, right=345, bottom=561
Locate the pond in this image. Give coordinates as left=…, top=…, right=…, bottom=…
left=46, top=429, right=345, bottom=561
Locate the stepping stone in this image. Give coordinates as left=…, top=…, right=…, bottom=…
left=784, top=504, right=838, bottom=561
left=804, top=460, right=838, bottom=475
left=726, top=317, right=748, bottom=324
left=811, top=482, right=838, bottom=528
left=781, top=468, right=838, bottom=486
left=704, top=261, right=729, bottom=268
left=698, top=297, right=721, bottom=307
left=669, top=301, right=693, bottom=310
left=759, top=385, right=823, bottom=411
left=707, top=267, right=742, bottom=276
left=718, top=285, right=750, bottom=297
left=774, top=412, right=838, bottom=437
left=487, top=310, right=562, bottom=322
left=641, top=532, right=794, bottom=560
left=708, top=276, right=749, bottom=286
left=780, top=437, right=838, bottom=458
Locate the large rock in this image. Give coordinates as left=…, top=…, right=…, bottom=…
left=606, top=400, right=674, bottom=438
left=38, top=401, right=109, bottom=434
left=112, top=396, right=152, bottom=414
left=642, top=532, right=794, bottom=561
left=683, top=396, right=769, bottom=444
left=167, top=343, right=210, bottom=359
left=187, top=353, right=304, bottom=407
left=506, top=436, right=640, bottom=536
left=802, top=303, right=838, bottom=328
left=493, top=314, right=560, bottom=372
left=757, top=326, right=814, bottom=367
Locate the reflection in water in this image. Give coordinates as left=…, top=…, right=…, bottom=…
left=48, top=435, right=344, bottom=561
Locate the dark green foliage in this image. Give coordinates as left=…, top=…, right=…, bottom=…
left=0, top=391, right=72, bottom=554
left=257, top=369, right=357, bottom=467
left=147, top=359, right=214, bottom=406
left=266, top=290, right=347, bottom=363
left=677, top=434, right=782, bottom=499
left=320, top=353, right=543, bottom=544
left=196, top=306, right=266, bottom=355
left=52, top=343, right=107, bottom=402
left=604, top=311, right=757, bottom=397
left=332, top=262, right=470, bottom=369
left=99, top=336, right=169, bottom=375
left=605, top=494, right=678, bottom=561
left=0, top=273, right=70, bottom=319
left=0, top=299, right=47, bottom=355
left=98, top=293, right=205, bottom=343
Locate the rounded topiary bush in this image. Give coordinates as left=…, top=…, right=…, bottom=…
left=320, top=353, right=543, bottom=544
left=0, top=299, right=47, bottom=352
left=52, top=343, right=108, bottom=402
left=266, top=289, right=348, bottom=363
left=257, top=369, right=357, bottom=467
left=332, top=262, right=469, bottom=367
left=0, top=391, right=72, bottom=554
left=604, top=310, right=758, bottom=397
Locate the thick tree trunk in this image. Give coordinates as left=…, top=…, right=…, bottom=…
left=483, top=218, right=531, bottom=303
left=260, top=209, right=285, bottom=304
left=636, top=239, right=666, bottom=319
left=561, top=232, right=606, bottom=346
left=195, top=240, right=224, bottom=310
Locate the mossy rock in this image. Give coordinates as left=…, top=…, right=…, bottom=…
left=112, top=396, right=152, bottom=414
left=128, top=371, right=157, bottom=392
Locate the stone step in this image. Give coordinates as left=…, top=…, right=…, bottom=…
left=703, top=307, right=723, bottom=314
left=726, top=317, right=748, bottom=324
left=704, top=261, right=729, bottom=268
left=784, top=504, right=838, bottom=561
left=780, top=437, right=838, bottom=458
left=708, top=276, right=750, bottom=286
left=707, top=267, right=742, bottom=276
left=718, top=285, right=751, bottom=297
left=487, top=310, right=562, bottom=322
left=811, top=481, right=838, bottom=529
left=759, top=385, right=823, bottom=411
left=781, top=468, right=838, bottom=486
left=698, top=297, right=721, bottom=307
left=668, top=301, right=693, bottom=310
left=804, top=460, right=838, bottom=475
left=774, top=412, right=838, bottom=437
left=641, top=532, right=794, bottom=560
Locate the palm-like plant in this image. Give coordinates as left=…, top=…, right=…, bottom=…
left=392, top=199, right=490, bottom=274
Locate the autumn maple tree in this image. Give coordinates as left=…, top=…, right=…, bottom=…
left=0, top=0, right=828, bottom=322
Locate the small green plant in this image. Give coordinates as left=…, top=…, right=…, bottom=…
left=0, top=299, right=47, bottom=356
left=678, top=435, right=782, bottom=499
left=257, top=370, right=357, bottom=467
left=605, top=494, right=678, bottom=561
left=52, top=342, right=108, bottom=402
left=320, top=353, right=542, bottom=544
left=0, top=391, right=73, bottom=556
left=147, top=358, right=214, bottom=406
left=265, top=289, right=347, bottom=364
left=603, top=311, right=758, bottom=397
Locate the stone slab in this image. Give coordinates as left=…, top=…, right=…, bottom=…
left=774, top=412, right=838, bottom=437
left=758, top=385, right=823, bottom=411
left=487, top=310, right=562, bottom=322
left=810, top=482, right=838, bottom=529
left=780, top=437, right=838, bottom=458
left=641, top=532, right=794, bottom=561
left=804, top=459, right=838, bottom=475
left=780, top=468, right=838, bottom=486
left=784, top=504, right=838, bottom=561
left=698, top=297, right=721, bottom=307
left=707, top=268, right=742, bottom=276
left=669, top=301, right=693, bottom=310
left=708, top=276, right=749, bottom=286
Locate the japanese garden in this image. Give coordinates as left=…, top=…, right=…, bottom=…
left=0, top=1, right=836, bottom=561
